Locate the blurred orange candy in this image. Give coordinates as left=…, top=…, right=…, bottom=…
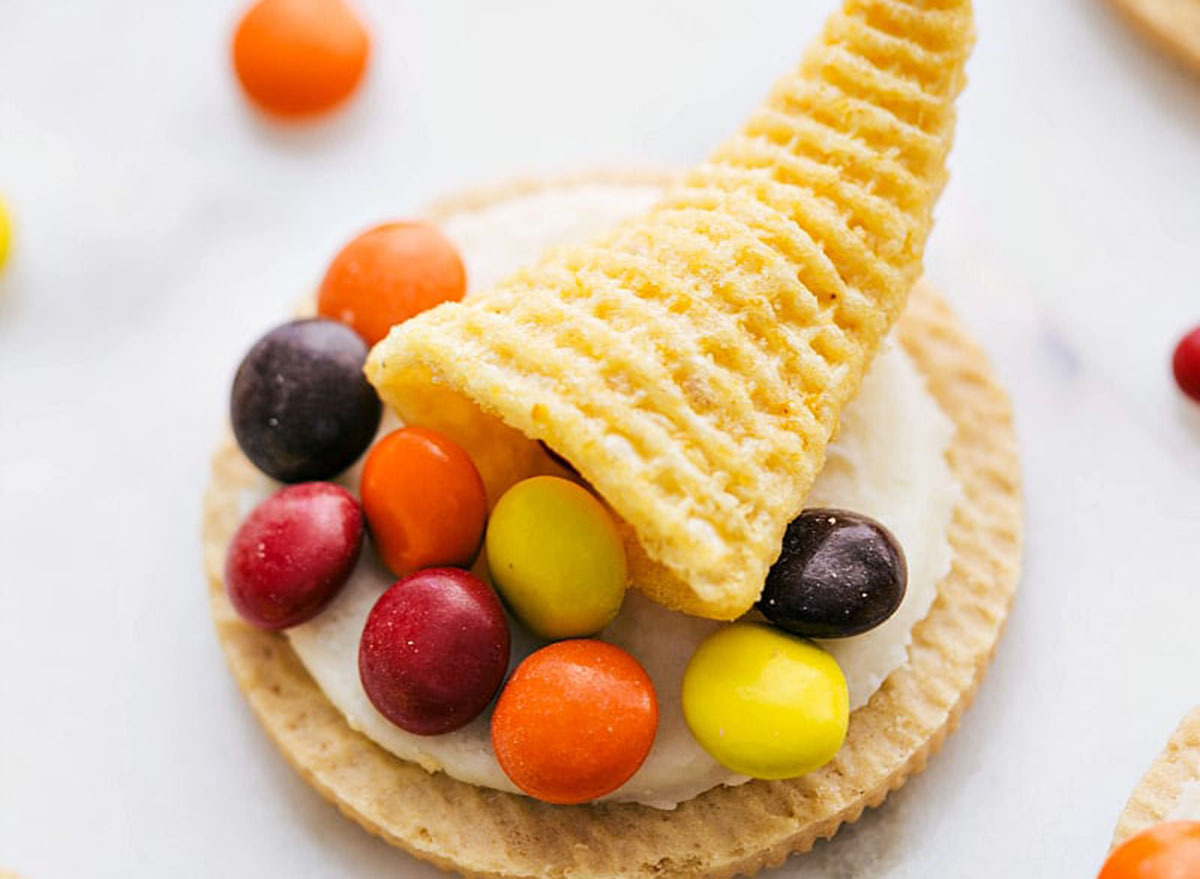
left=232, top=0, right=370, bottom=118
left=318, top=222, right=467, bottom=346
left=1099, top=822, right=1200, bottom=879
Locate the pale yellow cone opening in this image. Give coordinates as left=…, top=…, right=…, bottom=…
left=366, top=0, right=975, bottom=620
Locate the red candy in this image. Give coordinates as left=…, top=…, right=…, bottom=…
left=359, top=568, right=510, bottom=736
left=225, top=482, right=364, bottom=629
left=1173, top=326, right=1200, bottom=403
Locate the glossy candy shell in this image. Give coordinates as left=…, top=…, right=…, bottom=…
left=359, top=568, right=510, bottom=736
left=682, top=623, right=848, bottom=779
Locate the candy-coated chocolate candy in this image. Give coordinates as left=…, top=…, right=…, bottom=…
left=231, top=318, right=381, bottom=482
left=485, top=476, right=626, bottom=640
left=318, top=222, right=467, bottom=346
left=360, top=427, right=487, bottom=577
left=0, top=195, right=11, bottom=275
left=758, top=509, right=906, bottom=639
left=232, top=0, right=370, bottom=118
left=1099, top=821, right=1200, bottom=879
left=1173, top=326, right=1200, bottom=403
left=682, top=623, right=848, bottom=779
left=491, top=640, right=657, bottom=804
left=359, top=568, right=510, bottom=735
left=225, top=482, right=363, bottom=629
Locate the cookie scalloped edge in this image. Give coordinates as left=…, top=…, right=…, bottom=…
left=1112, top=706, right=1200, bottom=846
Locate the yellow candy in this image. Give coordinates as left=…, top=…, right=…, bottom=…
left=0, top=196, right=11, bottom=275
left=682, top=623, right=848, bottom=779
left=485, top=476, right=627, bottom=640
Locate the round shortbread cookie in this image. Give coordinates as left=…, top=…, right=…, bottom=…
left=202, top=173, right=1022, bottom=879
left=1105, top=0, right=1200, bottom=73
left=1112, top=707, right=1200, bottom=846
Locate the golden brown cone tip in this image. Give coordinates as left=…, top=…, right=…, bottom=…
left=367, top=0, right=976, bottom=620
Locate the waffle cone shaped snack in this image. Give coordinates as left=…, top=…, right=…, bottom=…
left=367, top=0, right=975, bottom=620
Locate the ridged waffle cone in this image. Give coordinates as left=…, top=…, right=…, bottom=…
left=366, top=0, right=976, bottom=620
left=1113, top=707, right=1200, bottom=845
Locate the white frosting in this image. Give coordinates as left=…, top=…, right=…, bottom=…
left=1168, top=781, right=1200, bottom=821
left=249, top=181, right=960, bottom=809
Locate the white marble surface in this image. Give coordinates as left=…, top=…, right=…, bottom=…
left=1, top=0, right=1198, bottom=876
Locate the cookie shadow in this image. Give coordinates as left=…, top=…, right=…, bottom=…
left=776, top=787, right=912, bottom=879
left=1174, top=396, right=1200, bottom=444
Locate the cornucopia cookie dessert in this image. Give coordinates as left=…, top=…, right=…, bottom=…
left=203, top=1, right=1022, bottom=876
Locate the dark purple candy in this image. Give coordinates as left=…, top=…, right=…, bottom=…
left=231, top=318, right=381, bottom=482
left=757, top=508, right=907, bottom=639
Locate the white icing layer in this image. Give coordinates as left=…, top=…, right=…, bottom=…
left=1168, top=781, right=1200, bottom=821
left=250, top=181, right=959, bottom=809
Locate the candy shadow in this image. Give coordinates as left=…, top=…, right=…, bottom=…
left=1174, top=395, right=1200, bottom=444
left=238, top=84, right=376, bottom=155
left=0, top=256, right=22, bottom=323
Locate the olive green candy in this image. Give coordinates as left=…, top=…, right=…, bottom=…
left=485, top=476, right=627, bottom=640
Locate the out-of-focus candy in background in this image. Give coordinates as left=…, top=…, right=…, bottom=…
left=231, top=0, right=371, bottom=119
left=0, top=194, right=12, bottom=276
left=1173, top=326, right=1200, bottom=404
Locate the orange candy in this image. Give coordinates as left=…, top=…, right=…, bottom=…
left=318, top=222, right=467, bottom=346
left=359, top=427, right=487, bottom=577
left=491, top=640, right=658, bottom=805
left=232, top=0, right=370, bottom=118
left=1100, top=822, right=1200, bottom=879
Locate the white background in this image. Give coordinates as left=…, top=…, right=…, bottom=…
left=2, top=0, right=1199, bottom=876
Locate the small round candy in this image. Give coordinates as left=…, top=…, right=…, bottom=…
left=1099, top=821, right=1200, bottom=879
left=359, top=427, right=488, bottom=577
left=682, top=622, right=848, bottom=779
left=485, top=476, right=626, bottom=640
left=317, top=222, right=467, bottom=346
left=225, top=482, right=364, bottom=629
left=491, top=640, right=658, bottom=804
left=359, top=568, right=509, bottom=735
left=1173, top=326, right=1200, bottom=403
left=231, top=318, right=381, bottom=482
left=758, top=509, right=907, bottom=639
left=232, top=0, right=370, bottom=118
left=0, top=195, right=12, bottom=276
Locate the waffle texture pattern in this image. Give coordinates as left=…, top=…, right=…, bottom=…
left=367, top=0, right=976, bottom=620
